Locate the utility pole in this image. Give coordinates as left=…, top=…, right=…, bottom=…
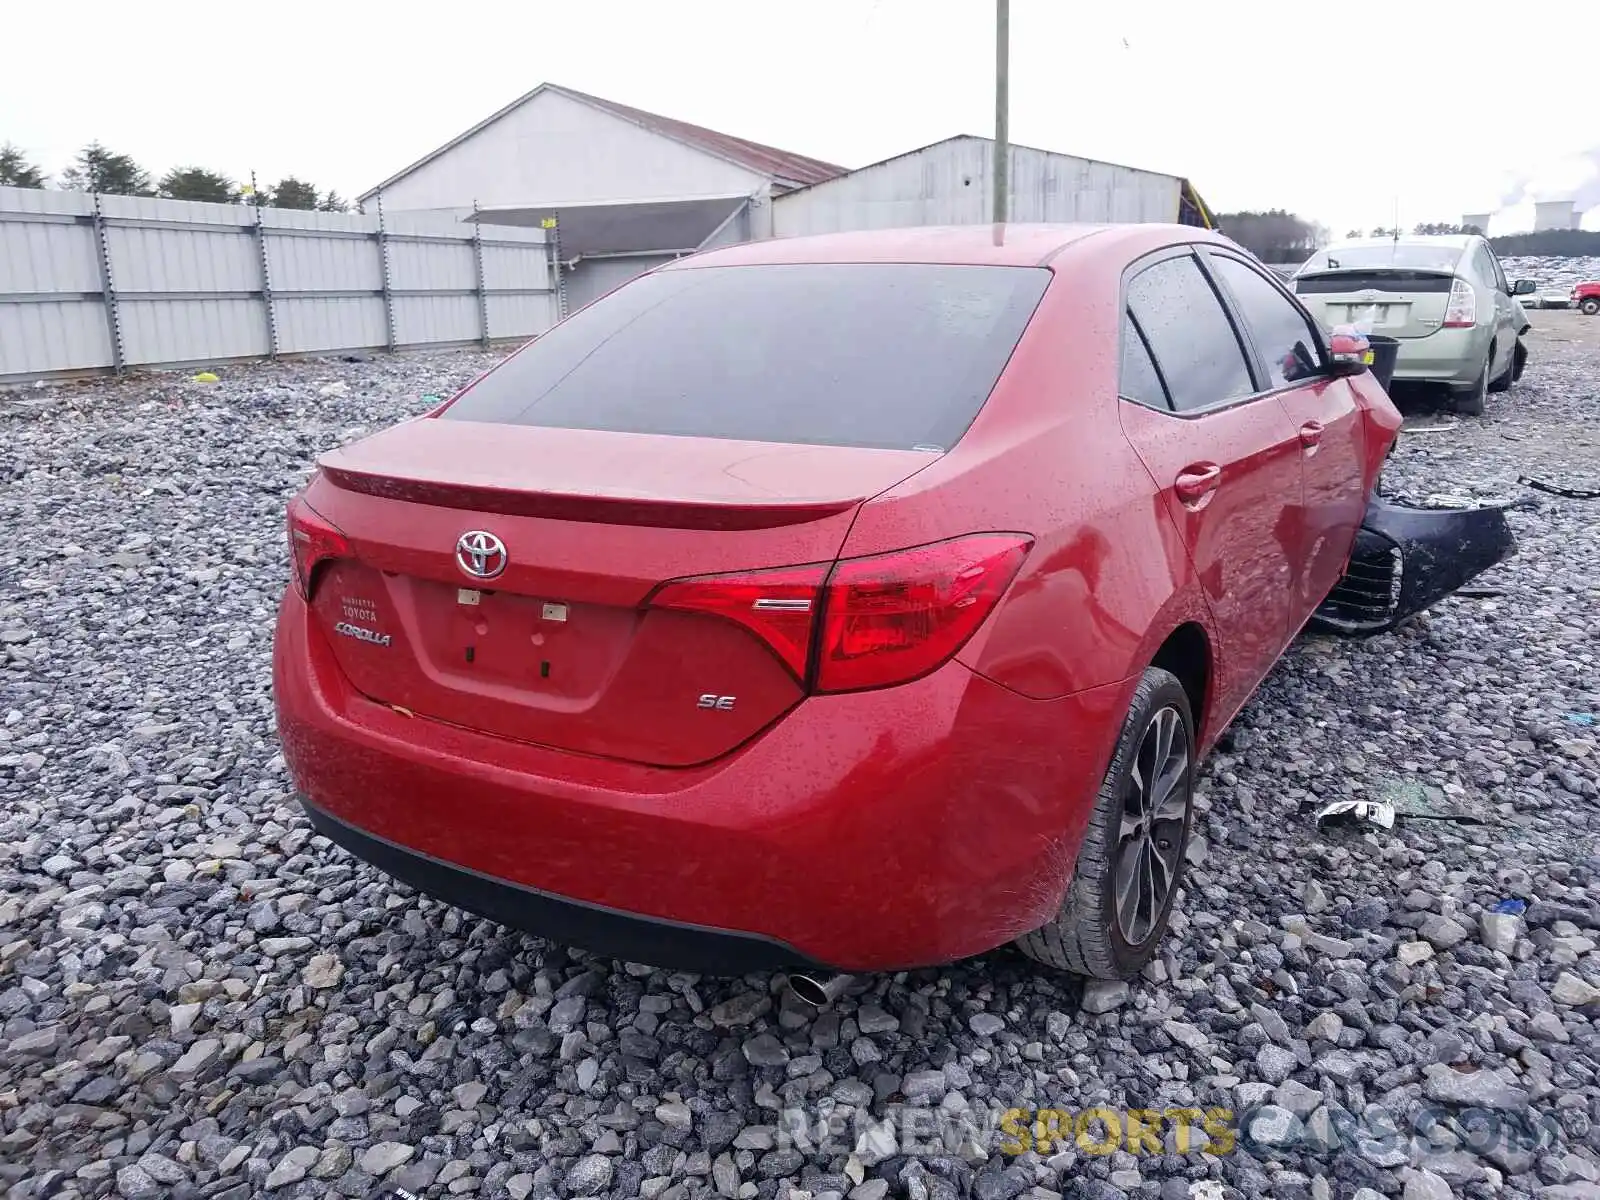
left=993, top=0, right=1009, bottom=225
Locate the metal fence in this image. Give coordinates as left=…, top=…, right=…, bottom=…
left=0, top=186, right=561, bottom=384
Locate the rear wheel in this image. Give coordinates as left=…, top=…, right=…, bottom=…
left=1015, top=667, right=1195, bottom=979
left=1582, top=297, right=1600, bottom=317
left=1452, top=355, right=1489, bottom=416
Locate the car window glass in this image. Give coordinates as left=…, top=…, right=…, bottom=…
left=1298, top=243, right=1463, bottom=274
left=1126, top=255, right=1254, bottom=412
left=1486, top=248, right=1508, bottom=291
left=441, top=263, right=1050, bottom=452
left=1119, top=312, right=1168, bottom=408
left=1210, top=256, right=1327, bottom=389
left=1471, top=245, right=1493, bottom=287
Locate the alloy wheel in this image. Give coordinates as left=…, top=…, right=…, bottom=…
left=1113, top=705, right=1190, bottom=944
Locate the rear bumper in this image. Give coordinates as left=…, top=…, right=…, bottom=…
left=300, top=795, right=818, bottom=973
left=273, top=589, right=1130, bottom=972
left=1389, top=327, right=1490, bottom=386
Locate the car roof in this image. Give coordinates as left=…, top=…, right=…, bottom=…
left=672, top=223, right=1231, bottom=269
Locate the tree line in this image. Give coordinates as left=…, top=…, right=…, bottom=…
left=1212, top=210, right=1329, bottom=263
left=0, top=141, right=348, bottom=211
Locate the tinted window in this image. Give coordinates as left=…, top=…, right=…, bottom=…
left=441, top=263, right=1050, bottom=452
left=1119, top=313, right=1168, bottom=408
left=1298, top=243, right=1464, bottom=275
left=1210, top=256, right=1327, bottom=389
left=1127, top=255, right=1254, bottom=412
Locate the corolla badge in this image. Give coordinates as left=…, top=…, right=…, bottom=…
left=334, top=621, right=392, bottom=647
left=456, top=530, right=508, bottom=580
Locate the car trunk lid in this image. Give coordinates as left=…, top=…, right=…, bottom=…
left=304, top=419, right=937, bottom=767
left=1293, top=269, right=1456, bottom=339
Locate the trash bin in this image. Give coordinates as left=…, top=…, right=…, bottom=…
left=1362, top=334, right=1400, bottom=392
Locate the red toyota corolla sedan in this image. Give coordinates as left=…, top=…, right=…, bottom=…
left=273, top=224, right=1405, bottom=979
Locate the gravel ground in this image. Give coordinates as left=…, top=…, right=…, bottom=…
left=1, top=336, right=1598, bottom=1200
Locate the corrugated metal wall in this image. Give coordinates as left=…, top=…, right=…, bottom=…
left=772, top=137, right=1183, bottom=238
left=0, top=186, right=559, bottom=383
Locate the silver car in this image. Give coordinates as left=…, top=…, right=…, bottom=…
left=1291, top=235, right=1535, bottom=414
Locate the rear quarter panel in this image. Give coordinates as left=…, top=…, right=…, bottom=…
left=839, top=230, right=1214, bottom=706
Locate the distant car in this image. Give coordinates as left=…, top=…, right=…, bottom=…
left=275, top=225, right=1433, bottom=981
left=1292, top=234, right=1536, bottom=415
left=1517, top=288, right=1570, bottom=310
left=1575, top=281, right=1600, bottom=316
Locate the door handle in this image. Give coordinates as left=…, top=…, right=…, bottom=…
left=1174, top=463, right=1222, bottom=505
left=1299, top=420, right=1324, bottom=449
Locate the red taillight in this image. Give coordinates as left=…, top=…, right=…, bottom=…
left=286, top=495, right=350, bottom=600
left=1443, top=278, right=1476, bottom=328
left=648, top=562, right=828, bottom=680
left=646, top=534, right=1032, bottom=691
left=815, top=535, right=1031, bottom=693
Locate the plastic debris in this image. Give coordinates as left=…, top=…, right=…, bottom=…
left=317, top=381, right=349, bottom=398
left=190, top=371, right=219, bottom=384
left=1567, top=713, right=1596, bottom=726
left=1314, top=798, right=1396, bottom=832
left=1518, top=474, right=1600, bottom=501
left=1493, top=899, right=1528, bottom=915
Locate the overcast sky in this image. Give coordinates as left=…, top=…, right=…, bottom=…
left=6, top=0, right=1598, bottom=234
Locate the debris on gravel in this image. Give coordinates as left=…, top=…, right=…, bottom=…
left=2, top=335, right=1599, bottom=1199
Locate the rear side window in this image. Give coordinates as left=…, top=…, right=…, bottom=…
left=442, top=263, right=1050, bottom=452
left=1479, top=246, right=1507, bottom=291
left=1119, top=313, right=1168, bottom=408
left=1127, top=255, right=1254, bottom=413
left=1209, top=256, right=1327, bottom=389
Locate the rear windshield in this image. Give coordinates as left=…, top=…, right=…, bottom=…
left=1296, top=244, right=1464, bottom=276
left=440, top=263, right=1050, bottom=452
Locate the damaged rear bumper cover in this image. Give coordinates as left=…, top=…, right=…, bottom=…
left=1310, top=495, right=1518, bottom=635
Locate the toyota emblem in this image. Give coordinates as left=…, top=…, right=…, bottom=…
left=455, top=530, right=508, bottom=580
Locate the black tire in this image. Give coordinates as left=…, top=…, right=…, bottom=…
left=1511, top=339, right=1528, bottom=383
left=1015, top=667, right=1195, bottom=979
left=1452, top=356, right=1488, bottom=416
left=1582, top=297, right=1600, bottom=317
left=1489, top=341, right=1515, bottom=393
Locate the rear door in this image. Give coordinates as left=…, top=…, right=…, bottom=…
left=1201, top=249, right=1368, bottom=623
left=1477, top=243, right=1519, bottom=376
left=1116, top=249, right=1304, bottom=726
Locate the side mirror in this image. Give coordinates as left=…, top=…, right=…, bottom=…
left=1328, top=330, right=1370, bottom=378
left=1512, top=279, right=1538, bottom=296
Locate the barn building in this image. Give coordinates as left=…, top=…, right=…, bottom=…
left=357, top=83, right=845, bottom=311
left=771, top=134, right=1212, bottom=237
left=360, top=84, right=1211, bottom=312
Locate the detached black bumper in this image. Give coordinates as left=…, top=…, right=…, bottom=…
left=1309, top=495, right=1518, bottom=636
left=300, top=797, right=821, bottom=975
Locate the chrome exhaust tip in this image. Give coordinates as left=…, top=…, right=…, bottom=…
left=785, top=972, right=857, bottom=1010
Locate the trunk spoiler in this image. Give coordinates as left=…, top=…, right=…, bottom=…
left=319, top=464, right=862, bottom=531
